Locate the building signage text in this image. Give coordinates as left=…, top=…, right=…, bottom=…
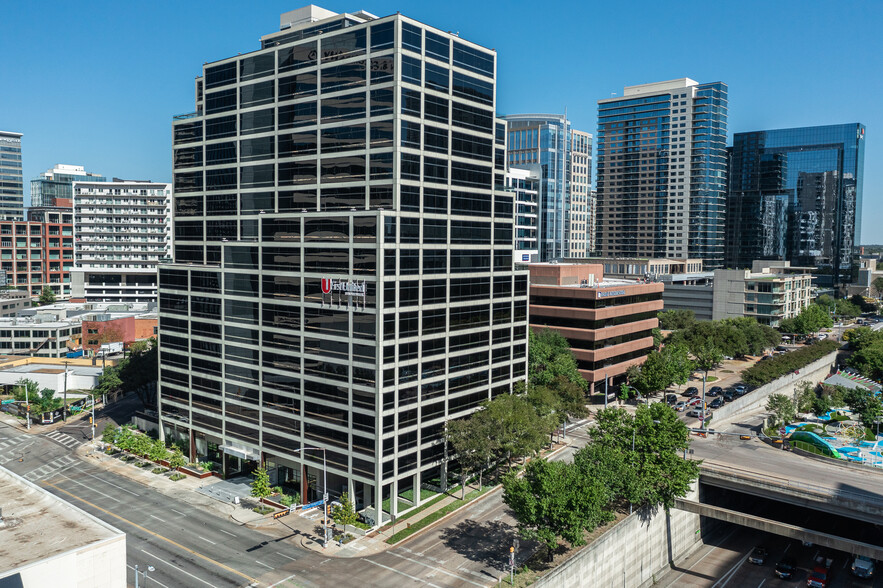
left=321, top=278, right=367, bottom=310
left=597, top=289, right=626, bottom=298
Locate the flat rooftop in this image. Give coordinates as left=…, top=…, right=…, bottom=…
left=0, top=466, right=124, bottom=574
left=2, top=364, right=103, bottom=376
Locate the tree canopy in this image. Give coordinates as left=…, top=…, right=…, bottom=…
left=38, top=287, right=56, bottom=306
left=844, top=387, right=883, bottom=429
left=667, top=317, right=779, bottom=357
left=657, top=309, right=696, bottom=331
left=766, top=393, right=797, bottom=426
left=779, top=304, right=834, bottom=335
left=629, top=343, right=693, bottom=397
left=528, top=329, right=587, bottom=390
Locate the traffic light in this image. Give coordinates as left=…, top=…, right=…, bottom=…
left=89, top=416, right=93, bottom=424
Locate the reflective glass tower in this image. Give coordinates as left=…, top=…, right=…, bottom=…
left=501, top=114, right=592, bottom=261
left=595, top=78, right=728, bottom=268
left=726, top=123, right=866, bottom=287
left=160, top=6, right=527, bottom=522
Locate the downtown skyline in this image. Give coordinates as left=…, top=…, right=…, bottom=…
left=1, top=0, right=880, bottom=241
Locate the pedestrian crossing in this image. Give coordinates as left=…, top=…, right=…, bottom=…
left=44, top=430, right=82, bottom=450
left=23, top=454, right=78, bottom=482
left=0, top=435, right=32, bottom=462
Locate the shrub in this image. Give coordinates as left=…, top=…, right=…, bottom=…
left=742, top=340, right=840, bottom=388
left=253, top=505, right=274, bottom=515
left=169, top=473, right=186, bottom=481
left=280, top=493, right=299, bottom=507
left=152, top=467, right=167, bottom=475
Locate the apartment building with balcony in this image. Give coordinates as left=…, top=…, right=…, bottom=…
left=712, top=261, right=813, bottom=327
left=529, top=263, right=663, bottom=394
left=0, top=211, right=74, bottom=298
left=71, top=180, right=171, bottom=303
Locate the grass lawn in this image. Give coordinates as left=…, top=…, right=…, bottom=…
left=386, top=486, right=494, bottom=544
left=398, top=488, right=436, bottom=503
left=705, top=376, right=718, bottom=382
left=381, top=497, right=412, bottom=515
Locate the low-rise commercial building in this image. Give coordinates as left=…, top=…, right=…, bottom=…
left=82, top=312, right=157, bottom=352
left=0, top=290, right=31, bottom=317
left=0, top=465, right=126, bottom=587
left=529, top=263, right=663, bottom=393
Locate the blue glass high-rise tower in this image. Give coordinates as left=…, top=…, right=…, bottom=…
left=726, top=123, right=866, bottom=288
left=595, top=78, right=728, bottom=268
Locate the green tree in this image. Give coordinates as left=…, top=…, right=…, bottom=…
left=502, top=458, right=614, bottom=552
left=588, top=404, right=699, bottom=511
left=785, top=304, right=834, bottom=334
left=168, top=447, right=187, bottom=470
left=480, top=394, right=551, bottom=466
left=835, top=297, right=861, bottom=318
left=847, top=340, right=883, bottom=381
left=692, top=342, right=723, bottom=402
left=794, top=381, right=816, bottom=414
left=844, top=387, right=883, bottom=429
left=95, top=366, right=123, bottom=397
left=12, top=378, right=39, bottom=404
left=811, top=393, right=832, bottom=417
left=446, top=415, right=497, bottom=498
left=101, top=424, right=118, bottom=444
left=528, top=329, right=587, bottom=391
left=630, top=344, right=694, bottom=399
left=657, top=309, right=696, bottom=331
left=766, top=394, right=797, bottom=426
left=331, top=492, right=359, bottom=534
left=873, top=277, right=883, bottom=299
left=851, top=294, right=877, bottom=314
left=148, top=438, right=170, bottom=463
left=843, top=326, right=883, bottom=350
left=36, top=387, right=62, bottom=413
left=38, top=287, right=56, bottom=306
left=251, top=466, right=272, bottom=500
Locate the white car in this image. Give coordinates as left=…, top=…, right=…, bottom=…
left=674, top=401, right=687, bottom=412
left=687, top=409, right=711, bottom=419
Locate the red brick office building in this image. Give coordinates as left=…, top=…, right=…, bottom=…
left=529, top=263, right=664, bottom=394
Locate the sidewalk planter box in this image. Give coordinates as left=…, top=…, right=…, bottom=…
left=178, top=466, right=214, bottom=479
left=261, top=497, right=286, bottom=510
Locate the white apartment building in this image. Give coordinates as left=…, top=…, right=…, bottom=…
left=71, top=180, right=171, bottom=303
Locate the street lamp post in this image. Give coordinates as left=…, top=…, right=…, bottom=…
left=133, top=564, right=155, bottom=588
left=292, top=446, right=328, bottom=548
left=20, top=383, right=29, bottom=430
left=62, top=360, right=70, bottom=422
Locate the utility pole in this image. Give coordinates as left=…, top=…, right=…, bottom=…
left=22, top=383, right=30, bottom=430
left=62, top=360, right=70, bottom=422
left=604, top=373, right=608, bottom=408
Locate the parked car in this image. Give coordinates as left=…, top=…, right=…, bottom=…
left=687, top=397, right=702, bottom=407
left=851, top=555, right=875, bottom=578
left=748, top=546, right=768, bottom=565
left=674, top=401, right=687, bottom=412
left=707, top=386, right=723, bottom=397
left=687, top=408, right=712, bottom=419
left=723, top=389, right=735, bottom=402
left=775, top=558, right=796, bottom=579
left=709, top=397, right=724, bottom=409
left=666, top=394, right=678, bottom=405
left=775, top=345, right=788, bottom=352
left=684, top=387, right=699, bottom=397
left=734, top=384, right=747, bottom=395
left=808, top=554, right=833, bottom=587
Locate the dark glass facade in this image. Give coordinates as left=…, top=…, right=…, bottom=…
left=0, top=132, right=24, bottom=221
left=595, top=80, right=728, bottom=268
left=726, top=124, right=866, bottom=287
left=160, top=11, right=527, bottom=521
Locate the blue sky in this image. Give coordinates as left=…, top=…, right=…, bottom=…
left=2, top=0, right=880, bottom=241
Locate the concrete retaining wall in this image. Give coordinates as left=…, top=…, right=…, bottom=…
left=535, top=485, right=702, bottom=588
left=710, top=350, right=839, bottom=427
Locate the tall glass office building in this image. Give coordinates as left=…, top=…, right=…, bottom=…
left=159, top=6, right=528, bottom=522
left=726, top=124, right=866, bottom=287
left=31, top=164, right=106, bottom=208
left=0, top=131, right=24, bottom=221
left=501, top=114, right=592, bottom=261
left=595, top=78, right=728, bottom=268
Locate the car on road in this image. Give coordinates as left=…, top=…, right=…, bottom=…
left=684, top=387, right=699, bottom=397
left=674, top=401, right=687, bottom=412
left=723, top=389, right=735, bottom=402
left=707, top=386, right=723, bottom=397
left=734, top=384, right=747, bottom=396
left=851, top=555, right=875, bottom=578
left=686, top=397, right=702, bottom=407
left=665, top=394, right=678, bottom=405
left=709, top=398, right=724, bottom=409
left=775, top=558, right=796, bottom=579
left=687, top=408, right=712, bottom=419
left=775, top=345, right=788, bottom=352
left=748, top=546, right=768, bottom=565
left=807, top=567, right=830, bottom=587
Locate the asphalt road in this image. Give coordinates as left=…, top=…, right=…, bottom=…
left=657, top=524, right=883, bottom=588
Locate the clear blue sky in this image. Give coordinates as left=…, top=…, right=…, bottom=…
left=2, top=0, right=880, bottom=241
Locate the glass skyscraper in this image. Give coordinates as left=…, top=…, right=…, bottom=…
left=160, top=6, right=527, bottom=523
left=726, top=123, right=866, bottom=287
left=0, top=131, right=24, bottom=221
left=31, top=164, right=106, bottom=208
left=501, top=114, right=592, bottom=261
left=595, top=78, right=728, bottom=267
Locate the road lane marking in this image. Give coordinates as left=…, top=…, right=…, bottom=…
left=268, top=572, right=300, bottom=588
left=255, top=560, right=274, bottom=570
left=198, top=536, right=217, bottom=545
left=150, top=515, right=167, bottom=523
left=170, top=508, right=187, bottom=517
left=55, top=473, right=120, bottom=503
left=141, top=549, right=217, bottom=588
left=126, top=564, right=171, bottom=588
left=756, top=580, right=765, bottom=588
left=387, top=551, right=485, bottom=586
left=364, top=559, right=444, bottom=588
left=275, top=551, right=297, bottom=561
left=79, top=471, right=141, bottom=496
left=666, top=526, right=738, bottom=588
left=41, top=481, right=259, bottom=585
left=217, top=528, right=237, bottom=538
left=713, top=550, right=752, bottom=588
left=783, top=543, right=790, bottom=554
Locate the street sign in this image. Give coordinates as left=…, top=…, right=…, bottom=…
left=323, top=493, right=328, bottom=503
left=779, top=427, right=786, bottom=436
left=302, top=500, right=324, bottom=510
left=0, top=399, right=15, bottom=405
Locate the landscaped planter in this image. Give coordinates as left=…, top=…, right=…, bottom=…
left=260, top=497, right=286, bottom=510
left=178, top=466, right=214, bottom=479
